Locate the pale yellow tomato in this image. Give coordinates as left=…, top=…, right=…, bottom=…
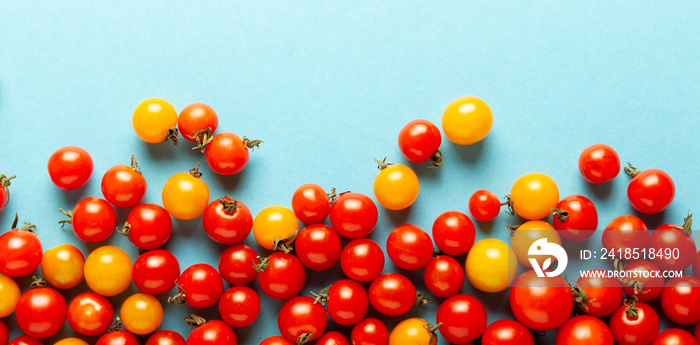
left=84, top=246, right=132, bottom=296
left=442, top=96, right=493, bottom=145
left=253, top=206, right=299, bottom=250
left=41, top=244, right=85, bottom=289
left=465, top=238, right=518, bottom=293
left=373, top=163, right=419, bottom=211
left=0, top=273, right=20, bottom=317
left=389, top=318, right=437, bottom=345
left=120, top=293, right=163, bottom=335
left=511, top=220, right=561, bottom=268
left=132, top=97, right=178, bottom=144
left=510, top=172, right=559, bottom=220
left=162, top=169, right=210, bottom=220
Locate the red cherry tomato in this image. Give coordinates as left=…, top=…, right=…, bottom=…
left=47, top=146, right=93, bottom=190
left=15, top=287, right=67, bottom=339
left=340, top=238, right=385, bottom=282
left=178, top=103, right=219, bottom=144
left=295, top=224, right=342, bottom=271
left=292, top=183, right=332, bottom=224
left=202, top=197, right=253, bottom=245
left=256, top=252, right=305, bottom=301
left=609, top=298, right=659, bottom=345
left=509, top=270, right=574, bottom=331
left=553, top=195, right=598, bottom=241
left=121, top=203, right=172, bottom=250
left=0, top=174, right=15, bottom=214
left=660, top=276, right=700, bottom=325
left=67, top=292, right=114, bottom=336
left=145, top=330, right=186, bottom=345
left=259, top=336, right=294, bottom=345
left=101, top=156, right=147, bottom=208
left=555, top=315, right=613, bottom=345
left=695, top=323, right=700, bottom=343
left=219, top=244, right=258, bottom=286
left=9, top=336, right=43, bottom=345
left=219, top=286, right=260, bottom=328
left=423, top=255, right=464, bottom=298
left=351, top=318, right=389, bottom=345
left=432, top=210, right=476, bottom=256
left=602, top=215, right=649, bottom=253
left=205, top=132, right=259, bottom=175
left=175, top=263, right=223, bottom=309
left=278, top=296, right=328, bottom=343
left=481, top=319, right=534, bottom=345
left=650, top=224, right=696, bottom=271
left=695, top=250, right=700, bottom=281
left=621, top=260, right=664, bottom=302
left=133, top=249, right=180, bottom=295
left=386, top=224, right=433, bottom=270
left=316, top=332, right=350, bottom=345
left=398, top=119, right=442, bottom=164
left=0, top=320, right=7, bottom=345
left=329, top=192, right=378, bottom=238
left=368, top=273, right=416, bottom=316
left=468, top=190, right=501, bottom=222
left=187, top=319, right=237, bottom=345
left=63, top=197, right=117, bottom=243
left=626, top=166, right=675, bottom=214
left=576, top=269, right=623, bottom=317
left=652, top=329, right=698, bottom=345
left=0, top=218, right=42, bottom=277
left=578, top=144, right=620, bottom=184
left=436, top=294, right=487, bottom=344
left=96, top=330, right=140, bottom=345
left=322, top=279, right=369, bottom=326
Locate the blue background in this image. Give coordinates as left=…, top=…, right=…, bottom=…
left=1, top=1, right=700, bottom=344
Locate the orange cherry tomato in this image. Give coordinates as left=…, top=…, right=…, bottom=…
left=442, top=96, right=493, bottom=145
left=132, top=97, right=179, bottom=145
left=162, top=164, right=210, bottom=220
left=41, top=244, right=85, bottom=289
left=0, top=273, right=20, bottom=317
left=510, top=172, right=559, bottom=220
left=388, top=318, right=438, bottom=345
left=465, top=238, right=518, bottom=293
left=84, top=246, right=132, bottom=297
left=373, top=161, right=419, bottom=211
left=252, top=206, right=299, bottom=250
left=54, top=338, right=89, bottom=345
left=510, top=220, right=562, bottom=268
left=120, top=293, right=163, bottom=335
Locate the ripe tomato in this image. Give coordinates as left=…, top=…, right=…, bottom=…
left=609, top=298, right=659, bottom=345
left=509, top=172, right=559, bottom=220
left=278, top=296, right=327, bottom=343
left=16, top=286, right=67, bottom=339
left=373, top=161, right=419, bottom=211
left=292, top=183, right=332, bottom=224
left=61, top=196, right=117, bottom=243
left=555, top=315, right=613, bottom=345
left=260, top=336, right=293, bottom=345
left=218, top=244, right=258, bottom=286
left=0, top=218, right=42, bottom=277
left=173, top=263, right=223, bottom=309
left=162, top=165, right=210, bottom=220
left=652, top=329, right=698, bottom=345
left=660, top=276, right=700, bottom=325
left=465, top=238, right=517, bottom=293
left=650, top=222, right=696, bottom=271
left=398, top=119, right=442, bottom=166
left=178, top=103, right=219, bottom=148
left=510, top=220, right=561, bottom=268
left=368, top=273, right=416, bottom=316
left=101, top=155, right=147, bottom=208
left=47, top=146, right=93, bottom=190
left=329, top=192, right=378, bottom=238
left=295, top=224, right=341, bottom=271
left=388, top=318, right=438, bottom=345
left=121, top=293, right=163, bottom=335
left=132, top=97, right=179, bottom=145
left=351, top=318, right=389, bottom=345
left=621, top=260, right=664, bottom=302
left=553, top=194, right=598, bottom=242
left=0, top=319, right=7, bottom=345
left=441, top=95, right=492, bottom=145
left=96, top=330, right=140, bottom=345
left=9, top=336, right=43, bottom=345
left=84, top=245, right=132, bottom=297
left=54, top=338, right=89, bottom=345
left=576, top=269, right=623, bottom=317
left=41, top=244, right=84, bottom=289
left=132, top=249, right=180, bottom=295
left=323, top=279, right=369, bottom=326
left=424, top=255, right=464, bottom=298
left=436, top=294, right=487, bottom=344
left=252, top=206, right=299, bottom=250
left=67, top=292, right=114, bottom=336
left=256, top=252, right=305, bottom=301
left=510, top=269, right=574, bottom=331
left=578, top=144, right=620, bottom=184
left=219, top=286, right=260, bottom=328
left=695, top=250, right=700, bottom=281
left=145, top=330, right=186, bottom=345
left=696, top=323, right=700, bottom=343
left=202, top=197, right=252, bottom=245
left=386, top=224, right=433, bottom=270
left=340, top=238, right=385, bottom=282
left=468, top=190, right=502, bottom=222
left=120, top=203, right=172, bottom=250
left=481, top=319, right=534, bottom=345
left=626, top=165, right=675, bottom=214
left=316, top=332, right=350, bottom=345
left=432, top=210, right=475, bottom=256
left=0, top=273, right=20, bottom=317
left=205, top=132, right=261, bottom=175
left=602, top=215, right=649, bottom=252
left=0, top=174, right=15, bottom=214
left=186, top=318, right=237, bottom=345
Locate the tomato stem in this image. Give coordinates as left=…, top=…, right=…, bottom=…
left=612, top=258, right=650, bottom=295
left=624, top=163, right=641, bottom=178
left=273, top=230, right=298, bottom=254
left=242, top=136, right=263, bottom=151
left=309, top=285, right=331, bottom=308
left=116, top=221, right=131, bottom=237
left=220, top=197, right=241, bottom=214
left=167, top=291, right=187, bottom=305
left=683, top=210, right=693, bottom=236
left=568, top=280, right=595, bottom=312
left=552, top=208, right=569, bottom=222
left=428, top=150, right=444, bottom=168
left=30, top=275, right=48, bottom=288
left=502, top=195, right=515, bottom=215
left=507, top=224, right=521, bottom=236
left=414, top=291, right=429, bottom=307
left=253, top=256, right=270, bottom=273
left=0, top=174, right=15, bottom=205
left=164, top=126, right=179, bottom=146
left=130, top=154, right=142, bottom=174
left=58, top=208, right=73, bottom=228
left=184, top=314, right=207, bottom=328
left=374, top=157, right=393, bottom=170
left=189, top=163, right=203, bottom=179
left=326, top=187, right=337, bottom=203
left=188, top=127, right=214, bottom=153
left=108, top=317, right=123, bottom=332
left=624, top=295, right=640, bottom=318
left=297, top=332, right=313, bottom=345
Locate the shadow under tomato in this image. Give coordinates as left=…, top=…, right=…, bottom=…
left=385, top=207, right=412, bottom=227
left=583, top=177, right=615, bottom=200
left=450, top=138, right=486, bottom=165
left=630, top=208, right=668, bottom=230
left=211, top=168, right=245, bottom=193
left=144, top=139, right=177, bottom=160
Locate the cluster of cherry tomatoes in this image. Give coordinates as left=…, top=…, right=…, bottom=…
left=0, top=94, right=699, bottom=345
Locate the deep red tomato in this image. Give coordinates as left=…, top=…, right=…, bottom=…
left=340, top=238, right=385, bottom=282
left=295, top=224, right=342, bottom=271
left=660, top=276, right=700, bottom=325
left=436, top=294, right=487, bottom=344
left=96, top=330, right=141, bottom=345
left=178, top=103, right=219, bottom=146
left=509, top=270, right=574, bottom=331
left=351, top=318, right=389, bottom=345
left=652, top=329, right=698, bottom=345
left=219, top=286, right=260, bottom=328
left=621, top=260, right=664, bottom=302
left=316, top=332, right=350, bottom=345
left=205, top=132, right=260, bottom=175
left=481, top=319, right=534, bottom=345
left=578, top=144, right=620, bottom=184
left=278, top=296, right=327, bottom=343
left=609, top=298, right=659, bottom=345
left=602, top=215, right=649, bottom=253
left=202, top=197, right=252, bottom=245
left=695, top=322, right=700, bottom=343
left=553, top=195, right=598, bottom=242
left=146, top=330, right=186, bottom=345
left=329, top=192, right=378, bottom=238
left=218, top=244, right=258, bottom=286
left=172, top=263, right=223, bottom=309
left=15, top=287, right=67, bottom=339
left=386, top=224, right=433, bottom=270
left=67, top=292, right=114, bottom=336
left=0, top=217, right=42, bottom=277
left=259, top=336, right=294, bottom=345
left=292, top=183, right=332, bottom=224
left=468, top=190, right=501, bottom=222
left=256, top=252, right=305, bottom=301
left=398, top=119, right=442, bottom=165
left=62, top=196, right=117, bottom=243
left=432, top=210, right=476, bottom=256
left=626, top=166, right=675, bottom=214
left=47, top=146, right=93, bottom=190
left=120, top=203, right=172, bottom=249
left=101, top=155, right=147, bottom=208
left=368, top=273, right=416, bottom=316
left=322, top=279, right=368, bottom=326
left=133, top=249, right=180, bottom=295
left=186, top=318, right=237, bottom=345
left=0, top=174, right=15, bottom=214
left=8, top=336, right=43, bottom=345
left=650, top=223, right=696, bottom=271
left=695, top=250, right=700, bottom=282
left=555, top=315, right=613, bottom=345
left=0, top=319, right=7, bottom=345
left=576, top=269, right=623, bottom=317
left=423, top=255, right=464, bottom=298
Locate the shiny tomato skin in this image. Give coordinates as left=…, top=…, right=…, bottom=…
left=432, top=210, right=476, bottom=256
left=660, top=276, right=700, bottom=325
left=386, top=224, right=433, bottom=271
left=0, top=320, right=7, bottom=345
left=41, top=244, right=85, bottom=289
left=67, top=292, right=114, bottom=336
left=259, top=336, right=294, bottom=345
left=609, top=300, right=659, bottom=345
left=316, top=332, right=351, bottom=345
left=436, top=294, right=487, bottom=344
left=468, top=190, right=501, bottom=222
left=15, top=287, right=67, bottom=339
left=187, top=320, right=237, bottom=345
left=47, top=146, right=93, bottom=190
left=162, top=172, right=210, bottom=221
left=373, top=164, right=419, bottom=211
left=509, top=172, right=559, bottom=220
left=388, top=318, right=436, bottom=345
left=0, top=273, right=20, bottom=318
left=327, top=279, right=369, bottom=326
left=553, top=195, right=598, bottom=242
left=178, top=264, right=223, bottom=309
left=0, top=229, right=42, bottom=277
left=218, top=244, right=258, bottom=286
left=96, top=330, right=141, bottom=345
left=423, top=255, right=464, bottom=298
left=628, top=168, right=675, bottom=214
left=278, top=296, right=328, bottom=343
left=8, top=336, right=43, bottom=345
left=120, top=293, right=163, bottom=335
left=576, top=270, right=623, bottom=317
left=257, top=252, right=305, bottom=301
left=178, top=103, right=219, bottom=142
left=351, top=318, right=389, bottom=345
left=132, top=249, right=180, bottom=295
left=578, top=144, right=620, bottom=184
left=295, top=224, right=342, bottom=271
left=555, top=315, right=613, bottom=345
left=202, top=197, right=252, bottom=245
left=329, top=192, right=378, bottom=238
left=292, top=183, right=331, bottom=224
left=340, top=238, right=385, bottom=282
left=70, top=196, right=117, bottom=243
left=398, top=119, right=441, bottom=163
left=442, top=96, right=493, bottom=145
left=125, top=203, right=172, bottom=249
left=481, top=319, right=534, bottom=345
left=368, top=273, right=415, bottom=317
left=101, top=163, right=147, bottom=208
left=219, top=286, right=260, bottom=328
left=652, top=329, right=698, bottom=345
left=205, top=132, right=249, bottom=176
left=252, top=206, right=299, bottom=250
left=509, top=270, right=574, bottom=331
left=84, top=245, right=133, bottom=297
left=649, top=225, right=696, bottom=271
left=621, top=260, right=664, bottom=302
left=146, top=330, right=186, bottom=345
left=602, top=215, right=649, bottom=252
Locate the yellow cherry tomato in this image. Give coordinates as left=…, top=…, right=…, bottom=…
left=389, top=318, right=437, bottom=345
left=442, top=96, right=493, bottom=145
left=41, top=244, right=85, bottom=289
left=120, top=293, right=163, bottom=335
left=0, top=273, right=20, bottom=317
left=132, top=97, right=178, bottom=144
left=373, top=163, right=419, bottom=211
left=54, top=338, right=89, bottom=345
left=84, top=245, right=132, bottom=297
left=509, top=172, right=559, bottom=220
left=162, top=166, right=210, bottom=220
left=253, top=206, right=299, bottom=250
left=465, top=238, right=518, bottom=293
left=511, top=220, right=561, bottom=268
